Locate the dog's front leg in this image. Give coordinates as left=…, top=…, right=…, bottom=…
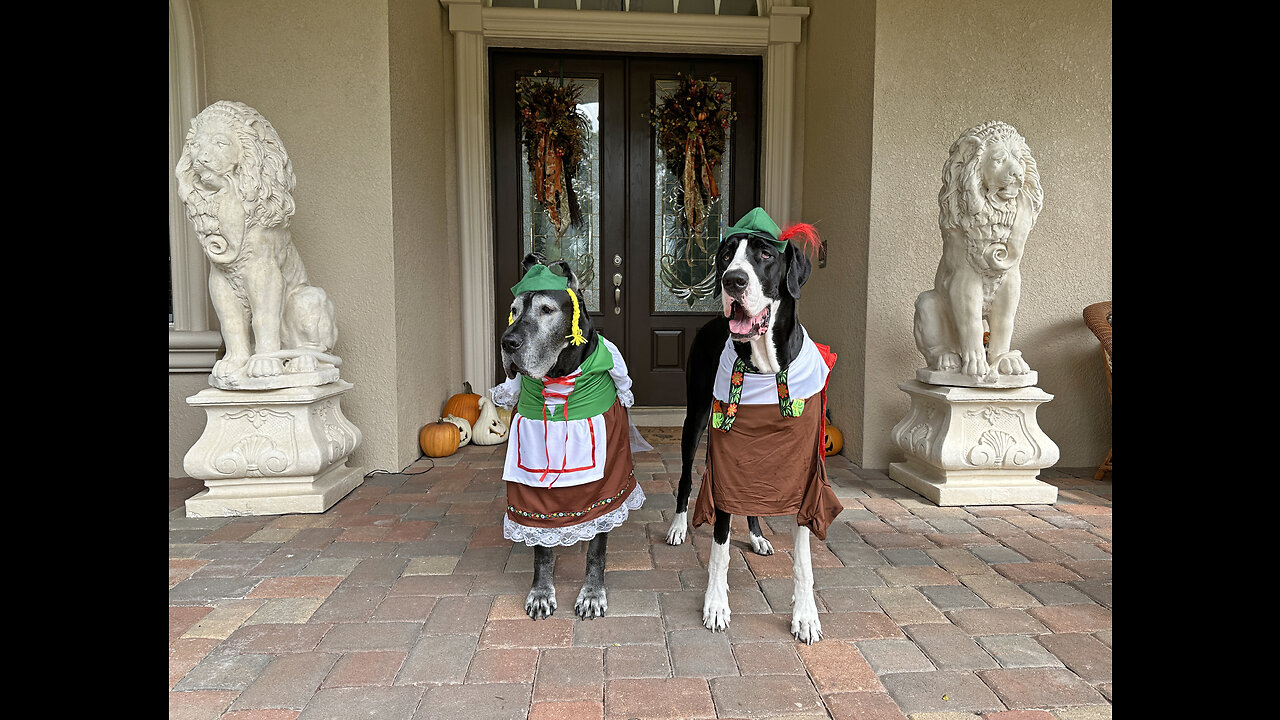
left=702, top=509, right=732, bottom=631
left=575, top=532, right=608, bottom=619
left=525, top=545, right=557, bottom=620
left=790, top=524, right=822, bottom=644
left=667, top=394, right=710, bottom=546
left=666, top=463, right=692, bottom=546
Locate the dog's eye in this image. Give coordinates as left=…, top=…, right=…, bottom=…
left=759, top=250, right=773, bottom=260
left=542, top=305, right=555, bottom=315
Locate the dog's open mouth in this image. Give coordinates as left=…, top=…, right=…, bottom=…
left=727, top=301, right=771, bottom=340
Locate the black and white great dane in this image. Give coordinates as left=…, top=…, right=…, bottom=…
left=665, top=227, right=828, bottom=643
left=500, top=253, right=612, bottom=621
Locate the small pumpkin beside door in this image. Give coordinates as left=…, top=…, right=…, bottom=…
left=420, top=421, right=461, bottom=457
left=824, top=423, right=843, bottom=457
left=442, top=382, right=482, bottom=427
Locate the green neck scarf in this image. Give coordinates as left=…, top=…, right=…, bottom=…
left=516, top=340, right=618, bottom=421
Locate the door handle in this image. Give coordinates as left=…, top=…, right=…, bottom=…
left=613, top=273, right=623, bottom=315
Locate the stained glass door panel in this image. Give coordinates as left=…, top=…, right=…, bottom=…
left=519, top=75, right=602, bottom=312
left=652, top=78, right=733, bottom=313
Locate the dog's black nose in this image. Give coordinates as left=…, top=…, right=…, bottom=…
left=723, top=270, right=749, bottom=292
left=502, top=335, right=523, bottom=353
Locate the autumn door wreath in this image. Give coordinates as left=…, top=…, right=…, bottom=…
left=516, top=72, right=591, bottom=237
left=651, top=73, right=737, bottom=250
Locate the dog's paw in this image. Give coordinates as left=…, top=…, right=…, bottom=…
left=666, top=511, right=688, bottom=546
left=791, top=593, right=822, bottom=644
left=749, top=532, right=774, bottom=556
left=791, top=613, right=823, bottom=644
left=525, top=586, right=557, bottom=620
left=702, top=592, right=731, bottom=632
left=574, top=585, right=607, bottom=620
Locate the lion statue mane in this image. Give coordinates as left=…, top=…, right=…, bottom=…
left=176, top=100, right=338, bottom=388
left=913, top=120, right=1043, bottom=382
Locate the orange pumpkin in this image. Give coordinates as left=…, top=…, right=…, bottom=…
left=442, top=382, right=482, bottom=426
left=420, top=421, right=461, bottom=458
left=823, top=423, right=843, bottom=457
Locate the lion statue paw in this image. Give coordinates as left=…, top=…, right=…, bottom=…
left=992, top=350, right=1030, bottom=376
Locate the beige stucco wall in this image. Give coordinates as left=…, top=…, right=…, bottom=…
left=793, top=0, right=877, bottom=465
left=169, top=0, right=460, bottom=477
left=799, top=0, right=1112, bottom=469
left=388, top=0, right=463, bottom=475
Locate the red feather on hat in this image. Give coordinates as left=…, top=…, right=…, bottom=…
left=779, top=222, right=822, bottom=257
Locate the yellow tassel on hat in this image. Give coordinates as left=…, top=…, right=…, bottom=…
left=566, top=289, right=587, bottom=346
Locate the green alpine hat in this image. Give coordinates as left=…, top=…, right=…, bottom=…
left=510, top=263, right=569, bottom=297
left=509, top=263, right=587, bottom=346
left=723, top=207, right=786, bottom=252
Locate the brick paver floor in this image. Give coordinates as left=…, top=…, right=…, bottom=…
left=170, top=426, right=1112, bottom=719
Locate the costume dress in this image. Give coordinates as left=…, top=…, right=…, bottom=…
left=690, top=328, right=843, bottom=539
left=490, top=335, right=648, bottom=546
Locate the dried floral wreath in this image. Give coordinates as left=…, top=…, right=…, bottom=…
left=516, top=71, right=590, bottom=236
left=651, top=73, right=737, bottom=248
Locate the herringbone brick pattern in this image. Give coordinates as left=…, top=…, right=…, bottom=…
left=170, top=427, right=1112, bottom=719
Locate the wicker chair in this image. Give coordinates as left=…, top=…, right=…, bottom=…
left=1083, top=301, right=1112, bottom=479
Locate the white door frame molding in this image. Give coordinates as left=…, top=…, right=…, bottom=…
left=440, top=0, right=809, bottom=390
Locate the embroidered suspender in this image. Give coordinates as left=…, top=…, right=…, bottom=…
left=711, top=356, right=806, bottom=432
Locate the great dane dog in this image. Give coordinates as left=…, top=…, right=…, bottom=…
left=666, top=208, right=840, bottom=644
left=498, top=253, right=645, bottom=622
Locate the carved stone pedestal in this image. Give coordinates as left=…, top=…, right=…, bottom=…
left=889, top=380, right=1059, bottom=506
left=183, top=381, right=363, bottom=518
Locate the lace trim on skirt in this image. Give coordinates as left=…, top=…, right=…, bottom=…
left=504, top=484, right=646, bottom=547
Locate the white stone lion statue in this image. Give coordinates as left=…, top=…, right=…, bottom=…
left=175, top=101, right=339, bottom=388
left=912, top=121, right=1044, bottom=384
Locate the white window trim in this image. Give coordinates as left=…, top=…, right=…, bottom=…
left=169, top=0, right=221, bottom=371
left=440, top=0, right=807, bottom=388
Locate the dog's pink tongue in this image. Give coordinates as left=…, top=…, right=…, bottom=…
left=729, top=304, right=763, bottom=335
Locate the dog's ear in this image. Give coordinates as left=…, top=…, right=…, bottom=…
left=784, top=242, right=812, bottom=299
left=547, top=260, right=580, bottom=293
left=521, top=253, right=548, bottom=274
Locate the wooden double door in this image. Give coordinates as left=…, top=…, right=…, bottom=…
left=490, top=50, right=761, bottom=406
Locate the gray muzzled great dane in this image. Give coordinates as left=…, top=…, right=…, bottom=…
left=498, top=253, right=644, bottom=621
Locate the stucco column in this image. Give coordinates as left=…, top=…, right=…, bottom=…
left=761, top=4, right=808, bottom=223
left=443, top=0, right=497, bottom=389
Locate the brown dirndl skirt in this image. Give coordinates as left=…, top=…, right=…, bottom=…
left=690, top=394, right=843, bottom=540
left=504, top=400, right=641, bottom=544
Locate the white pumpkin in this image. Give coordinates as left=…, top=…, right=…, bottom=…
left=471, top=396, right=510, bottom=445
left=441, top=415, right=472, bottom=446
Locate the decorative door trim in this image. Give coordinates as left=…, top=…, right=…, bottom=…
left=440, top=0, right=809, bottom=390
